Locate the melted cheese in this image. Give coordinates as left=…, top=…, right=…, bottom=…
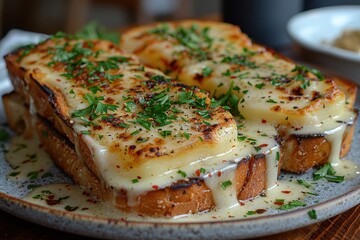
left=17, top=37, right=263, bottom=210
left=9, top=21, right=357, bottom=215
left=120, top=20, right=357, bottom=210
left=120, top=20, right=356, bottom=129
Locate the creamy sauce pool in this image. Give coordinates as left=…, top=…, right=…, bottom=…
left=6, top=134, right=360, bottom=221
left=22, top=181, right=307, bottom=221
left=5, top=135, right=54, bottom=181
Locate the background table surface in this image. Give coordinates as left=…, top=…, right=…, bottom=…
left=0, top=45, right=359, bottom=240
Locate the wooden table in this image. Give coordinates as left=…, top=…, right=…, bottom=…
left=0, top=204, right=359, bottom=239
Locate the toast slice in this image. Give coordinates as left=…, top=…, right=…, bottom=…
left=120, top=20, right=358, bottom=173
left=4, top=35, right=280, bottom=216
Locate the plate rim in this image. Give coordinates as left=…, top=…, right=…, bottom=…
left=0, top=184, right=359, bottom=239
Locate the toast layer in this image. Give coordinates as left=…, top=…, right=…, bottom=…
left=120, top=20, right=358, bottom=173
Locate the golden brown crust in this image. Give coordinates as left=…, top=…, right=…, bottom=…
left=120, top=20, right=358, bottom=174
left=3, top=91, right=268, bottom=217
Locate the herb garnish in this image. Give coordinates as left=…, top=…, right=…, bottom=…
left=177, top=170, right=187, bottom=178
left=297, top=179, right=312, bottom=188
left=0, top=128, right=10, bottom=142
left=307, top=209, right=317, bottom=219
left=221, top=55, right=257, bottom=68
left=148, top=24, right=212, bottom=61
left=217, top=82, right=240, bottom=116
left=72, top=93, right=119, bottom=120
left=65, top=205, right=79, bottom=212
left=292, top=65, right=325, bottom=80
left=202, top=67, right=213, bottom=77
left=313, top=163, right=344, bottom=183
left=221, top=180, right=232, bottom=190
left=278, top=200, right=306, bottom=210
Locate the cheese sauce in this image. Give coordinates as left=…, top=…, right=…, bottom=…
left=6, top=132, right=359, bottom=220
left=5, top=135, right=54, bottom=181
left=7, top=25, right=358, bottom=217
left=19, top=180, right=317, bottom=221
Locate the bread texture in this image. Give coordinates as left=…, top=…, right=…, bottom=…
left=120, top=20, right=358, bottom=173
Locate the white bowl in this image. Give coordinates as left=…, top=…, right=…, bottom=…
left=287, top=5, right=360, bottom=83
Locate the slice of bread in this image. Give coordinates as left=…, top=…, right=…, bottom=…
left=3, top=36, right=277, bottom=217
left=120, top=20, right=358, bottom=173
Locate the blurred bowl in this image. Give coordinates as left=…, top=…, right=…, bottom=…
left=287, top=5, right=360, bottom=83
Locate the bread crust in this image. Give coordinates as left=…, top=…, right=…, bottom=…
left=3, top=92, right=268, bottom=217
left=120, top=20, right=358, bottom=173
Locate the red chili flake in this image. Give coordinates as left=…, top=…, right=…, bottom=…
left=195, top=169, right=201, bottom=177
left=240, top=202, right=245, bottom=206
left=255, top=209, right=266, bottom=214
left=87, top=199, right=98, bottom=204
left=45, top=195, right=59, bottom=205
left=262, top=119, right=267, bottom=123
left=82, top=191, right=90, bottom=196
left=217, top=171, right=222, bottom=177
left=208, top=173, right=212, bottom=177
left=281, top=190, right=291, bottom=194
left=152, top=185, right=159, bottom=190
left=274, top=201, right=284, bottom=206
left=258, top=144, right=268, bottom=148
left=116, top=165, right=120, bottom=169
left=93, top=125, right=102, bottom=130
left=137, top=176, right=142, bottom=179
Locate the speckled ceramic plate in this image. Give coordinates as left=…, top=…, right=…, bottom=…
left=0, top=30, right=359, bottom=240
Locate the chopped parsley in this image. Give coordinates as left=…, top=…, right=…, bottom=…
left=148, top=24, right=212, bottom=61
left=221, top=180, right=232, bottom=190
left=16, top=44, right=35, bottom=62
left=276, top=151, right=280, bottom=161
left=199, top=167, right=206, bottom=174
left=27, top=171, right=40, bottom=180
left=202, top=66, right=213, bottom=77
left=64, top=205, right=79, bottom=212
left=266, top=99, right=277, bottom=103
left=72, top=93, right=119, bottom=120
left=255, top=83, right=265, bottom=89
left=292, top=65, right=325, bottom=80
left=131, top=178, right=139, bottom=184
left=307, top=209, right=317, bottom=219
left=0, top=128, right=10, bottom=142
left=221, top=55, right=257, bottom=68
left=159, top=130, right=172, bottom=138
left=177, top=170, right=187, bottom=178
left=313, top=163, right=344, bottom=183
left=278, top=200, right=306, bottom=210
left=217, top=81, right=240, bottom=116
left=297, top=179, right=312, bottom=188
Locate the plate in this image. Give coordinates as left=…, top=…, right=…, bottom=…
left=287, top=5, right=360, bottom=62
left=0, top=30, right=359, bottom=240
